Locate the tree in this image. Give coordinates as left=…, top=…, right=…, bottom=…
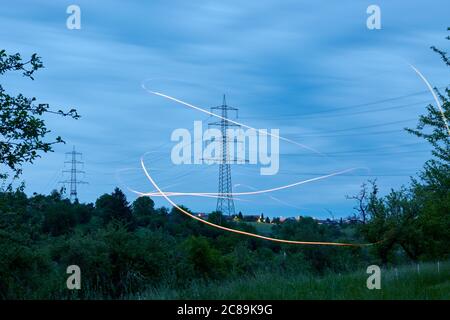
left=259, top=213, right=264, bottom=222
left=183, top=236, right=226, bottom=279
left=207, top=211, right=225, bottom=225
left=430, top=27, right=450, bottom=67
left=351, top=29, right=450, bottom=263
left=406, top=27, right=450, bottom=188
left=132, top=196, right=155, bottom=216
left=95, top=188, right=133, bottom=226
left=42, top=200, right=76, bottom=236
left=345, top=180, right=379, bottom=224
left=405, top=28, right=450, bottom=260
left=271, top=217, right=281, bottom=224
left=132, top=196, right=163, bottom=228
left=0, top=50, right=79, bottom=184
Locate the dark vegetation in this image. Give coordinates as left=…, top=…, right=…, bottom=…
left=0, top=184, right=448, bottom=299
left=0, top=190, right=360, bottom=298
left=0, top=30, right=449, bottom=299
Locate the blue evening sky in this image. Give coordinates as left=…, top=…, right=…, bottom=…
left=1, top=1, right=449, bottom=218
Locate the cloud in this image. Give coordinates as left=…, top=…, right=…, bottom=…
left=1, top=0, right=448, bottom=217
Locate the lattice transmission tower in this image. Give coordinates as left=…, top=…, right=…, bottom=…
left=59, top=146, right=87, bottom=202
left=209, top=95, right=241, bottom=216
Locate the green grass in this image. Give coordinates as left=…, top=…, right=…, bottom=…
left=137, top=261, right=450, bottom=300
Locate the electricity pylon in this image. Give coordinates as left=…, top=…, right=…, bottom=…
left=59, top=146, right=87, bottom=202
left=209, top=95, right=240, bottom=216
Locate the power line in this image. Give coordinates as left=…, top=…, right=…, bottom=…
left=288, top=118, right=417, bottom=136
left=280, top=141, right=425, bottom=154
left=241, top=86, right=448, bottom=120
left=287, top=128, right=404, bottom=138
left=272, top=171, right=419, bottom=177
left=281, top=149, right=430, bottom=157
left=244, top=100, right=431, bottom=120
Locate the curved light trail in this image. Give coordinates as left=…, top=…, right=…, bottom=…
left=133, top=64, right=447, bottom=246
left=410, top=64, right=450, bottom=135
left=142, top=83, right=327, bottom=157
left=139, top=157, right=373, bottom=247
left=138, top=86, right=379, bottom=246
left=134, top=167, right=359, bottom=198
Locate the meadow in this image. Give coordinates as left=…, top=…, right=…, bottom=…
left=139, top=261, right=450, bottom=300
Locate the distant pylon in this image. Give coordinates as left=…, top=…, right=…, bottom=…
left=59, top=146, right=87, bottom=202
left=209, top=95, right=240, bottom=216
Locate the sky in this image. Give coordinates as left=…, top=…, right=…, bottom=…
left=0, top=0, right=449, bottom=218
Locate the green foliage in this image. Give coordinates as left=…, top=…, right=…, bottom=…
left=0, top=186, right=372, bottom=299
left=0, top=50, right=79, bottom=183
left=95, top=188, right=134, bottom=227
left=0, top=237, right=55, bottom=299
left=0, top=182, right=447, bottom=299
left=132, top=196, right=155, bottom=216
left=42, top=201, right=77, bottom=236
left=132, top=196, right=160, bottom=227
left=139, top=261, right=450, bottom=300
left=349, top=29, right=450, bottom=264
left=183, top=236, right=228, bottom=279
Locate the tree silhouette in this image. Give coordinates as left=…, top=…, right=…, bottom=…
left=0, top=50, right=79, bottom=186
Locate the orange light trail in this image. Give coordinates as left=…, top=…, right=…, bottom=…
left=139, top=88, right=377, bottom=246
left=136, top=67, right=445, bottom=246
left=140, top=157, right=373, bottom=247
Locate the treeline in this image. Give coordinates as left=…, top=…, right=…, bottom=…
left=0, top=188, right=369, bottom=299
left=0, top=175, right=448, bottom=299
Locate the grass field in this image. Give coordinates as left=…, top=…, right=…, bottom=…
left=138, top=261, right=450, bottom=300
